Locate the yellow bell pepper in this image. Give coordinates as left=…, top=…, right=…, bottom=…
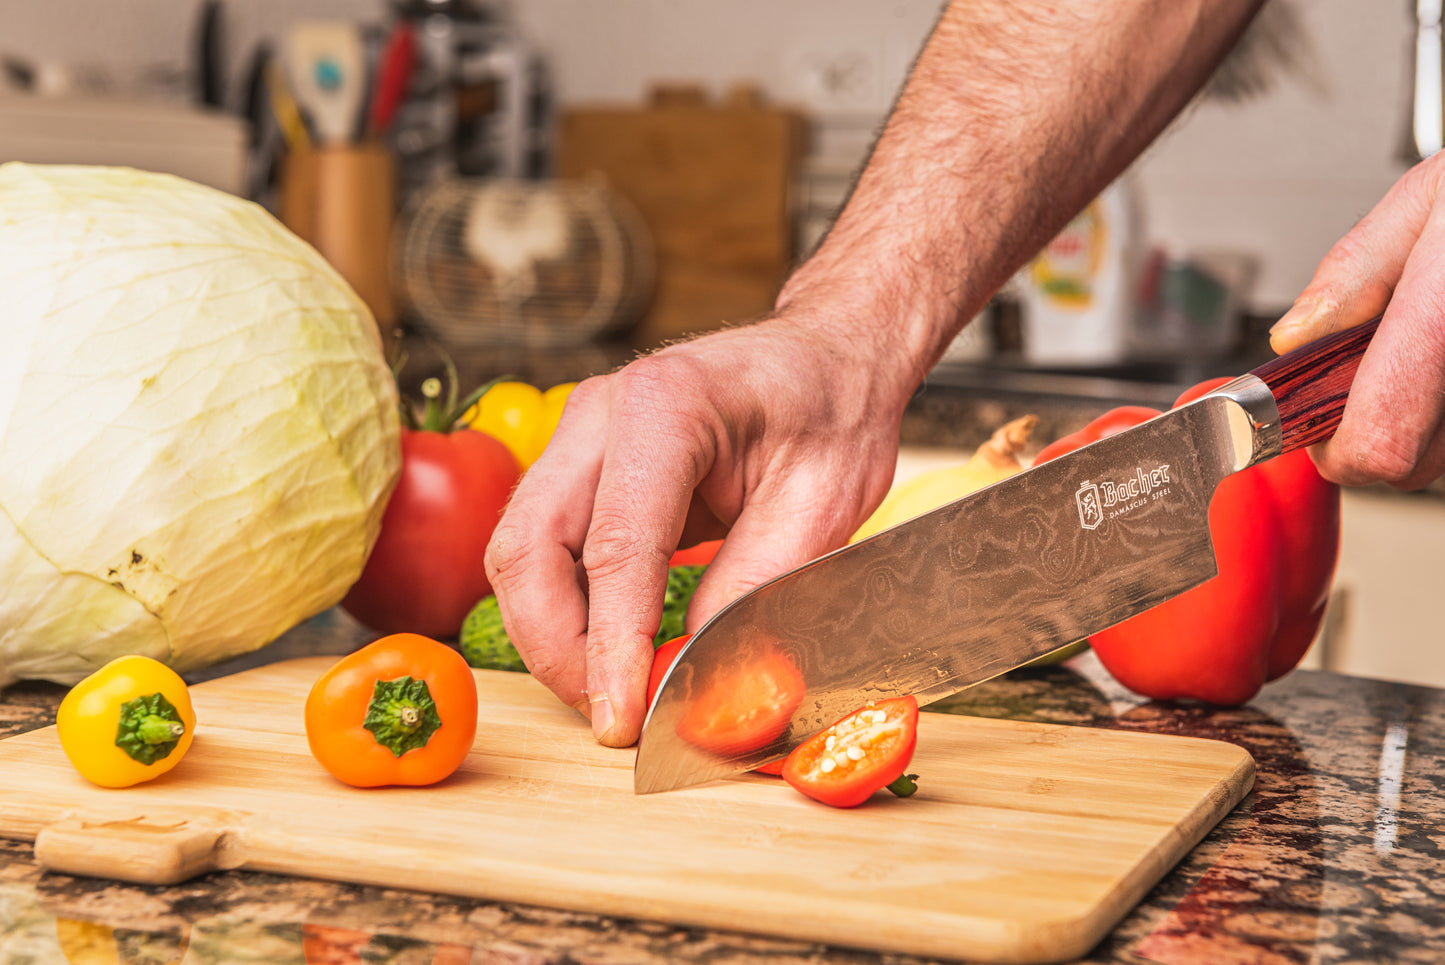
left=56, top=655, right=196, bottom=788
left=465, top=381, right=575, bottom=470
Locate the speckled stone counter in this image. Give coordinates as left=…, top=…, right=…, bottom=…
left=1, top=609, right=1441, bottom=964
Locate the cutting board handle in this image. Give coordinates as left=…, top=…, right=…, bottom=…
left=35, top=816, right=228, bottom=885
left=1249, top=314, right=1380, bottom=454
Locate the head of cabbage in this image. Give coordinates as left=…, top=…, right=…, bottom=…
left=0, top=163, right=401, bottom=689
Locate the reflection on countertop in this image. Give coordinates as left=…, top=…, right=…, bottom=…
left=0, top=609, right=1442, bottom=964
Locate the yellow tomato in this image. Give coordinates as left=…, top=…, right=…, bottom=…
left=466, top=381, right=575, bottom=469
left=56, top=655, right=196, bottom=788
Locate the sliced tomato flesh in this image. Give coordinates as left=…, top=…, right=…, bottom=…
left=782, top=695, right=919, bottom=807
left=674, top=652, right=806, bottom=758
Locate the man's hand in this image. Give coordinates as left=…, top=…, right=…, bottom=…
left=1269, top=151, right=1445, bottom=490
left=483, top=315, right=908, bottom=747
left=483, top=0, right=1271, bottom=745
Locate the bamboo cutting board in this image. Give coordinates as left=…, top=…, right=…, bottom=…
left=0, top=658, right=1252, bottom=964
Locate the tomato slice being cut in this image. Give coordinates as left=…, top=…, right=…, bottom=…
left=782, top=696, right=919, bottom=807
left=647, top=634, right=691, bottom=708
left=648, top=636, right=790, bottom=776
left=672, top=651, right=806, bottom=758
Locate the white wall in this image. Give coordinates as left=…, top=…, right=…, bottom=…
left=0, top=0, right=1415, bottom=309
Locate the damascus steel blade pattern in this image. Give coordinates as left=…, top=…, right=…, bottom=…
left=635, top=383, right=1281, bottom=794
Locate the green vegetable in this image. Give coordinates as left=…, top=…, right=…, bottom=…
left=0, top=163, right=401, bottom=688
left=656, top=565, right=705, bottom=648
left=362, top=676, right=443, bottom=757
left=459, top=564, right=708, bottom=672
left=458, top=596, right=528, bottom=672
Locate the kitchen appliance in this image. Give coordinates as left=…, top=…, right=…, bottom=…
left=639, top=318, right=1375, bottom=794
left=0, top=657, right=1252, bottom=965
left=393, top=176, right=653, bottom=349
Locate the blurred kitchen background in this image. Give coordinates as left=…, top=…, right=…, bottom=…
left=3, top=0, right=1443, bottom=688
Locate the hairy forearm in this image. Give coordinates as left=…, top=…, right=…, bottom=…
left=778, top=0, right=1264, bottom=396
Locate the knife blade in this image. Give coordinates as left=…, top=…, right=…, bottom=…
left=635, top=315, right=1379, bottom=794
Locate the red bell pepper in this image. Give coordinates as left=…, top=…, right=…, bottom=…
left=1033, top=379, right=1340, bottom=705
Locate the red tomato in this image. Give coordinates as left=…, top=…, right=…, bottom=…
left=675, top=651, right=807, bottom=758
left=342, top=428, right=521, bottom=639
left=668, top=540, right=722, bottom=567
left=782, top=696, right=919, bottom=808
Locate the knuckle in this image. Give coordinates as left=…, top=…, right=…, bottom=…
left=581, top=514, right=666, bottom=579
left=520, top=647, right=567, bottom=686
left=1327, top=428, right=1421, bottom=487
left=565, top=372, right=608, bottom=410
left=612, top=354, right=709, bottom=417
left=484, top=520, right=536, bottom=586
left=1351, top=445, right=1418, bottom=486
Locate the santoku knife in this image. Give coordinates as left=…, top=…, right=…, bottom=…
left=635, top=316, right=1380, bottom=794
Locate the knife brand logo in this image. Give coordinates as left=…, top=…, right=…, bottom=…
left=1076, top=464, right=1172, bottom=529
left=1075, top=480, right=1104, bottom=530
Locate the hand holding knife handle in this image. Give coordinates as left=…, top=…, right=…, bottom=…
left=1248, top=314, right=1382, bottom=454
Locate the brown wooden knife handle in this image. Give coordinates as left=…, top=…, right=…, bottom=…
left=1248, top=315, right=1380, bottom=455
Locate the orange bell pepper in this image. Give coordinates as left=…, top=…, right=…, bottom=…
left=305, top=634, right=478, bottom=787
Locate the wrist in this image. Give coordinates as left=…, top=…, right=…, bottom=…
left=775, top=212, right=981, bottom=410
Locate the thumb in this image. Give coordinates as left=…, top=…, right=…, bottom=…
left=1269, top=159, right=1441, bottom=354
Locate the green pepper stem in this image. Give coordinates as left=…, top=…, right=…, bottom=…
left=135, top=715, right=186, bottom=745
left=115, top=693, right=187, bottom=766
left=363, top=677, right=443, bottom=757
left=887, top=773, right=920, bottom=798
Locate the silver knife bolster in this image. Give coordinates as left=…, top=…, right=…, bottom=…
left=1206, top=374, right=1283, bottom=472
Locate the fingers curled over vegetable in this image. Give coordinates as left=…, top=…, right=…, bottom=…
left=56, top=655, right=197, bottom=788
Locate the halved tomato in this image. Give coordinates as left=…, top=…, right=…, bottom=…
left=782, top=696, right=919, bottom=807
left=674, top=651, right=806, bottom=758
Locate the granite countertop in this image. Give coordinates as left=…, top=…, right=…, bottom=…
left=1, top=610, right=1442, bottom=964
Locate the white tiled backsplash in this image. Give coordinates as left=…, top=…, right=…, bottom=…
left=3, top=0, right=1413, bottom=311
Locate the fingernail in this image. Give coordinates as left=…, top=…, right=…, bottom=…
left=1269, top=298, right=1334, bottom=352
left=571, top=695, right=593, bottom=722
left=589, top=692, right=617, bottom=744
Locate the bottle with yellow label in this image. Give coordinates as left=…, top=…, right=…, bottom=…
left=1018, top=175, right=1142, bottom=366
